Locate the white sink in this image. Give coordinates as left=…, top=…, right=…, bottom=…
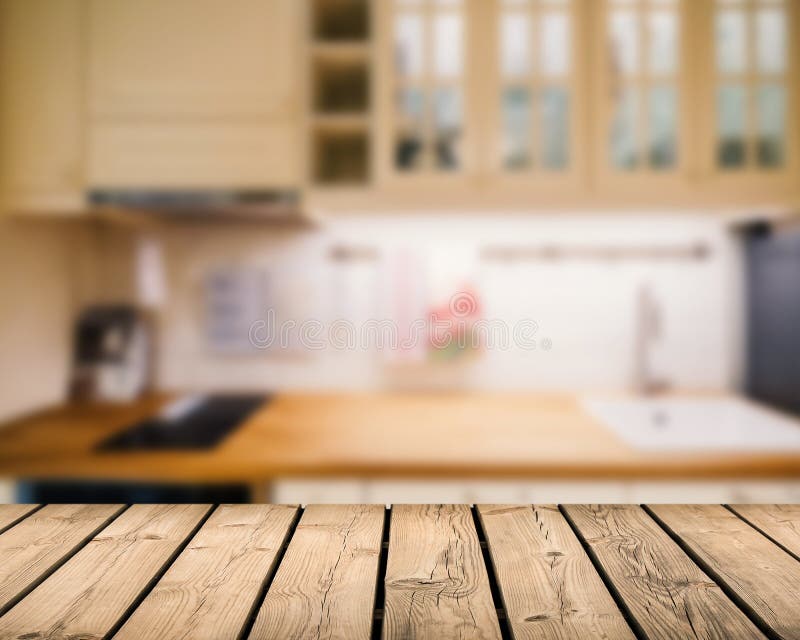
left=582, top=396, right=800, bottom=453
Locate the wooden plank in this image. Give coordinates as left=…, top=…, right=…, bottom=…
left=250, top=504, right=384, bottom=640
left=0, top=504, right=38, bottom=533
left=0, top=503, right=210, bottom=640
left=383, top=504, right=502, bottom=640
left=563, top=504, right=764, bottom=640
left=648, top=504, right=800, bottom=640
left=0, top=503, right=124, bottom=616
left=478, top=504, right=634, bottom=640
left=728, top=504, right=800, bottom=559
left=115, top=504, right=298, bottom=640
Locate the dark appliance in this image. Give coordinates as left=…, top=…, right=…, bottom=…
left=746, top=223, right=800, bottom=415
left=18, top=480, right=251, bottom=504
left=96, top=394, right=269, bottom=451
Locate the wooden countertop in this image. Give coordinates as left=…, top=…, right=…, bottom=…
left=0, top=393, right=799, bottom=483
left=1, top=503, right=799, bottom=638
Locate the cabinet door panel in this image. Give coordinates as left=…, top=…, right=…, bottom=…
left=601, top=0, right=684, bottom=175
left=88, top=0, right=299, bottom=118
left=495, top=0, right=578, bottom=178
left=387, top=0, right=470, bottom=176
left=712, top=0, right=793, bottom=173
left=0, top=0, right=83, bottom=212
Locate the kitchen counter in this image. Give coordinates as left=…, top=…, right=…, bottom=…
left=1, top=393, right=799, bottom=483
left=1, top=503, right=799, bottom=638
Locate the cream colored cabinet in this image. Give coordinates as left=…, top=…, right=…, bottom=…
left=699, top=0, right=798, bottom=199
left=374, top=0, right=598, bottom=197
left=88, top=120, right=302, bottom=189
left=386, top=0, right=470, bottom=176
left=593, top=0, right=687, bottom=181
left=363, top=0, right=800, bottom=209
left=0, top=0, right=85, bottom=214
left=376, top=0, right=477, bottom=190
left=489, top=0, right=587, bottom=196
left=88, top=0, right=297, bottom=119
left=86, top=0, right=303, bottom=189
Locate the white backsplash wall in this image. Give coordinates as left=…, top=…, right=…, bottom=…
left=149, top=214, right=745, bottom=393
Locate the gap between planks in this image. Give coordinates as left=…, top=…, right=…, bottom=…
left=561, top=504, right=769, bottom=640
left=724, top=504, right=800, bottom=564
left=104, top=505, right=217, bottom=639
left=0, top=503, right=130, bottom=617
left=0, top=504, right=43, bottom=535
left=644, top=504, right=800, bottom=640
left=236, top=505, right=305, bottom=640
left=558, top=504, right=651, bottom=640
left=0, top=504, right=214, bottom=640
left=470, top=506, right=514, bottom=640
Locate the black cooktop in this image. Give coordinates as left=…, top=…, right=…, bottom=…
left=96, top=394, right=269, bottom=452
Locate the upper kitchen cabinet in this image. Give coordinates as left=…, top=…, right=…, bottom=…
left=0, top=0, right=85, bottom=214
left=592, top=0, right=689, bottom=194
left=88, top=0, right=296, bottom=118
left=590, top=0, right=799, bottom=204
left=370, top=0, right=602, bottom=201
left=86, top=0, right=303, bottom=189
left=701, top=0, right=798, bottom=197
left=375, top=0, right=478, bottom=189
left=491, top=0, right=586, bottom=191
left=354, top=0, right=800, bottom=209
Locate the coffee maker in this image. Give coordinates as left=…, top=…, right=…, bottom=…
left=71, top=305, right=151, bottom=402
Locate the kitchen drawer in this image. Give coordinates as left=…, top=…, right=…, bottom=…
left=0, top=480, right=15, bottom=503
left=364, top=481, right=471, bottom=505
left=628, top=481, right=800, bottom=504
left=270, top=480, right=368, bottom=505
left=524, top=482, right=631, bottom=504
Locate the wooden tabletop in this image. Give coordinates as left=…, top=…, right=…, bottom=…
left=2, top=393, right=800, bottom=482
left=0, top=503, right=799, bottom=639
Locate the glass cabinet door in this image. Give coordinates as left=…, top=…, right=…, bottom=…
left=497, top=0, right=574, bottom=175
left=376, top=0, right=797, bottom=201
left=391, top=0, right=466, bottom=174
left=713, top=0, right=791, bottom=171
left=602, top=0, right=682, bottom=173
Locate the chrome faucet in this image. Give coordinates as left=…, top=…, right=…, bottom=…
left=633, top=282, right=670, bottom=395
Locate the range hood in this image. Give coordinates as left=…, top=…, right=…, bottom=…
left=88, top=189, right=309, bottom=223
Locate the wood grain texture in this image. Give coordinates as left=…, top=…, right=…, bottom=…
left=116, top=504, right=298, bottom=640
left=728, top=504, right=800, bottom=558
left=384, top=504, right=502, bottom=640
left=563, top=504, right=764, bottom=640
left=0, top=503, right=38, bottom=533
left=648, top=504, right=800, bottom=640
left=0, top=503, right=210, bottom=640
left=0, top=503, right=124, bottom=615
left=478, top=504, right=634, bottom=640
left=250, top=504, right=384, bottom=640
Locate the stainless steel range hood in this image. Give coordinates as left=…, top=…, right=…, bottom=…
left=88, top=189, right=309, bottom=223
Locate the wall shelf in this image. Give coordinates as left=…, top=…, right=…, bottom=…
left=312, top=130, right=369, bottom=185
left=312, top=0, right=369, bottom=42
left=312, top=57, right=369, bottom=114
left=308, top=0, right=372, bottom=187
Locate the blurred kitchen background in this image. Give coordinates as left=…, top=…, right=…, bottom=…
left=1, top=0, right=799, bottom=505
